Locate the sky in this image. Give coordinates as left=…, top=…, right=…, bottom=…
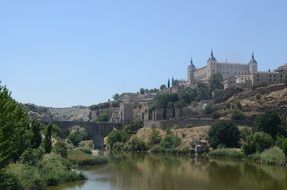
left=0, top=0, right=287, bottom=107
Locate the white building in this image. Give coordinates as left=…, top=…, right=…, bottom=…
left=187, top=50, right=258, bottom=83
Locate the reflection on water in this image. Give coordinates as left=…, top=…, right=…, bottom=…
left=47, top=153, right=287, bottom=190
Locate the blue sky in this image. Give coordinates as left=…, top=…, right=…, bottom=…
left=0, top=0, right=286, bottom=107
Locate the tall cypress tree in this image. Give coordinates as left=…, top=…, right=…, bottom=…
left=44, top=124, right=53, bottom=153
left=30, top=119, right=42, bottom=149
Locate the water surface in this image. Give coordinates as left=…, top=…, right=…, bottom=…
left=47, top=153, right=287, bottom=190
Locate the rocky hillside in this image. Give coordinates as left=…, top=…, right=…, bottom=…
left=24, top=104, right=90, bottom=121
left=211, top=84, right=287, bottom=119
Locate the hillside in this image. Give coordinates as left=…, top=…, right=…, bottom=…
left=211, top=84, right=287, bottom=119
left=25, top=104, right=90, bottom=121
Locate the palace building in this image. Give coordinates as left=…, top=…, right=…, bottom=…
left=187, top=50, right=287, bottom=89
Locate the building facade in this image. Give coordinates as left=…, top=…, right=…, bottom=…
left=187, top=50, right=287, bottom=89
left=187, top=50, right=258, bottom=83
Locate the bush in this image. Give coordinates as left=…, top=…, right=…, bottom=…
left=160, top=135, right=181, bottom=149
left=231, top=109, right=245, bottom=120
left=254, top=112, right=282, bottom=137
left=20, top=147, right=44, bottom=166
left=212, top=112, right=221, bottom=119
left=107, top=130, right=129, bottom=148
left=208, top=121, right=240, bottom=148
left=68, top=130, right=89, bottom=146
left=123, top=137, right=147, bottom=152
left=53, top=141, right=68, bottom=158
left=239, top=127, right=253, bottom=142
left=0, top=169, right=20, bottom=190
left=96, top=112, right=110, bottom=122
left=6, top=163, right=45, bottom=190
left=208, top=148, right=244, bottom=159
left=148, top=128, right=161, bottom=147
left=260, top=147, right=286, bottom=165
left=276, top=136, right=287, bottom=155
left=111, top=142, right=125, bottom=151
left=123, top=121, right=143, bottom=134
left=205, top=104, right=214, bottom=114
left=243, top=132, right=274, bottom=155
left=77, top=146, right=92, bottom=155
left=41, top=153, right=85, bottom=185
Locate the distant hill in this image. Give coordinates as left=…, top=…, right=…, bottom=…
left=24, top=104, right=90, bottom=122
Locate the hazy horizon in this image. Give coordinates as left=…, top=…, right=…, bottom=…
left=1, top=0, right=287, bottom=107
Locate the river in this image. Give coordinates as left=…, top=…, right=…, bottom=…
left=47, top=153, right=287, bottom=190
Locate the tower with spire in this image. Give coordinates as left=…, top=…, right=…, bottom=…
left=207, top=49, right=218, bottom=78
left=248, top=52, right=258, bottom=74
left=187, top=57, right=196, bottom=83
left=207, top=49, right=217, bottom=63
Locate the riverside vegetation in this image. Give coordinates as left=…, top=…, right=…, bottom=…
left=0, top=84, right=107, bottom=190
left=106, top=112, right=287, bottom=166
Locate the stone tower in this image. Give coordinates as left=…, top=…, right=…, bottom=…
left=187, top=57, right=196, bottom=82
left=207, top=49, right=217, bottom=78
left=248, top=52, right=258, bottom=74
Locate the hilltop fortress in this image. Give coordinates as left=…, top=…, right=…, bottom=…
left=187, top=50, right=287, bottom=89
left=26, top=50, right=287, bottom=127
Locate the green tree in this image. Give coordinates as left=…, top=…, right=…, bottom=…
left=139, top=88, right=145, bottom=95
left=196, top=82, right=210, bottom=100
left=231, top=109, right=245, bottom=120
left=53, top=141, right=68, bottom=158
left=0, top=84, right=31, bottom=167
left=124, top=137, right=147, bottom=152
left=0, top=170, right=20, bottom=190
left=96, top=112, right=110, bottom=122
left=209, top=73, right=224, bottom=92
left=276, top=136, right=287, bottom=155
left=44, top=124, right=53, bottom=153
left=124, top=121, right=143, bottom=134
left=160, top=134, right=181, bottom=149
left=20, top=147, right=44, bottom=165
left=208, top=121, right=240, bottom=148
left=178, top=88, right=196, bottom=106
left=167, top=79, right=170, bottom=88
left=148, top=128, right=161, bottom=147
left=107, top=130, right=129, bottom=149
left=160, top=84, right=167, bottom=90
left=254, top=112, right=282, bottom=137
left=67, top=130, right=89, bottom=146
left=243, top=132, right=274, bottom=155
left=113, top=93, right=120, bottom=101
left=30, top=120, right=42, bottom=149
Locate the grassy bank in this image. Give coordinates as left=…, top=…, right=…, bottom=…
left=208, top=147, right=286, bottom=166
left=2, top=153, right=86, bottom=190
left=67, top=150, right=108, bottom=166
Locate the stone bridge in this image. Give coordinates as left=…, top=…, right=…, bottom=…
left=51, top=121, right=122, bottom=150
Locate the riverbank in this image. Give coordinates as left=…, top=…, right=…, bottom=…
left=208, top=147, right=286, bottom=166
left=1, top=146, right=109, bottom=190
